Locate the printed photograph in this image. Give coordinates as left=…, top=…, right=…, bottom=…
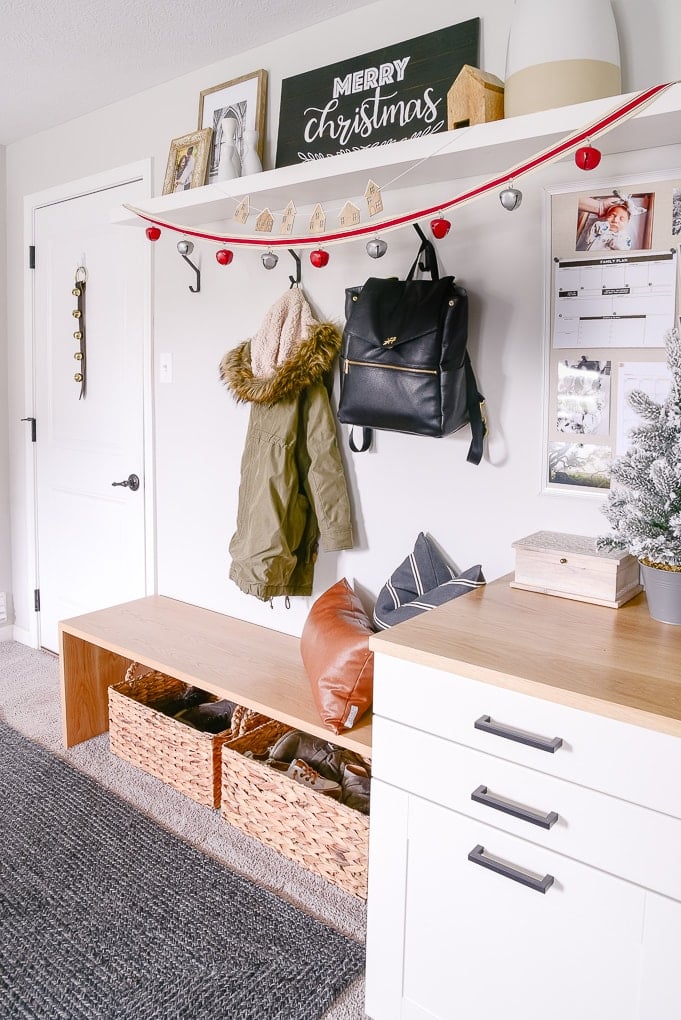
left=548, top=442, right=611, bottom=489
left=672, top=185, right=681, bottom=236
left=556, top=357, right=611, bottom=437
left=575, top=189, right=654, bottom=252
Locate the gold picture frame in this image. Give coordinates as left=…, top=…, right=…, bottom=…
left=198, top=69, right=267, bottom=183
left=162, top=128, right=212, bottom=196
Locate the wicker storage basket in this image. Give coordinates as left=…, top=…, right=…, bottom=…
left=220, top=725, right=370, bottom=899
left=108, top=663, right=269, bottom=809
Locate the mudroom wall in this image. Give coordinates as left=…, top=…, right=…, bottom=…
left=5, top=0, right=681, bottom=638
left=0, top=142, right=10, bottom=638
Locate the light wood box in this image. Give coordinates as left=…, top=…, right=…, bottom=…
left=510, top=531, right=642, bottom=608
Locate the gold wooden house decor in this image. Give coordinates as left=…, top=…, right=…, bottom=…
left=447, top=64, right=504, bottom=130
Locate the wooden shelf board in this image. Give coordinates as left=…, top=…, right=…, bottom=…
left=370, top=575, right=681, bottom=738
left=59, top=594, right=372, bottom=756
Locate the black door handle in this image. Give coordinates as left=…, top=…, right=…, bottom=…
left=111, top=473, right=140, bottom=491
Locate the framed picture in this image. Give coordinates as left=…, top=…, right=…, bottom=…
left=198, top=69, right=267, bottom=183
left=162, top=128, right=212, bottom=195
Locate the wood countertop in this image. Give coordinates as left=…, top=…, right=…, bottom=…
left=369, top=575, right=681, bottom=737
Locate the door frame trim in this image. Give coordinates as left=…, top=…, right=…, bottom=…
left=23, top=160, right=155, bottom=648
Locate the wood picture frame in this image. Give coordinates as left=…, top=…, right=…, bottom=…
left=198, top=69, right=267, bottom=183
left=162, top=128, right=212, bottom=195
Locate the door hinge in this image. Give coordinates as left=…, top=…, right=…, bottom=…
left=29, top=245, right=36, bottom=269
left=34, top=589, right=40, bottom=612
left=21, top=417, right=37, bottom=442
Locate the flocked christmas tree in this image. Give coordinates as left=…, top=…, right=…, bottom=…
left=599, top=326, right=681, bottom=569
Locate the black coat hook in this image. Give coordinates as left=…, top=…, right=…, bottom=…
left=413, top=223, right=437, bottom=275
left=177, top=240, right=201, bottom=293
left=288, top=249, right=301, bottom=288
left=180, top=252, right=201, bottom=293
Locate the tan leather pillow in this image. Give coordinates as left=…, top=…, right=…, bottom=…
left=300, top=578, right=374, bottom=734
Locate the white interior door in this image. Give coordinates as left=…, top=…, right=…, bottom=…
left=33, top=176, right=150, bottom=652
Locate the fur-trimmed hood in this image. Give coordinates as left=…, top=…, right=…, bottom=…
left=219, top=289, right=342, bottom=405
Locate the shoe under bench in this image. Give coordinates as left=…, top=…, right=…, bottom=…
left=58, top=594, right=372, bottom=756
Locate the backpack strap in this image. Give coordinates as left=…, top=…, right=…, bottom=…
left=464, top=353, right=487, bottom=466
left=348, top=426, right=373, bottom=453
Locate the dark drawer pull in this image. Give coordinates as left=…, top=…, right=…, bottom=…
left=468, top=844, right=554, bottom=894
left=471, top=785, right=558, bottom=829
left=475, top=715, right=563, bottom=753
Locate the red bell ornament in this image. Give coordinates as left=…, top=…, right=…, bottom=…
left=575, top=145, right=602, bottom=171
left=145, top=226, right=161, bottom=241
left=430, top=215, right=451, bottom=239
left=215, top=249, right=234, bottom=265
left=310, top=248, right=330, bottom=268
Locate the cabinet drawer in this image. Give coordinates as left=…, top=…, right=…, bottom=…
left=373, top=654, right=681, bottom=819
left=400, top=790, right=646, bottom=1020
left=373, top=715, right=681, bottom=901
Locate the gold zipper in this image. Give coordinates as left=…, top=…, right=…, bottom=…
left=344, top=358, right=437, bottom=376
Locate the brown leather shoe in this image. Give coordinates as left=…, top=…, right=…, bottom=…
left=267, top=757, right=342, bottom=799
left=268, top=729, right=367, bottom=782
left=341, top=762, right=370, bottom=814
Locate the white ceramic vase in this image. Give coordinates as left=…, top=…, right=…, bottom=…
left=240, top=129, right=262, bottom=176
left=216, top=117, right=240, bottom=181
left=505, top=0, right=621, bottom=117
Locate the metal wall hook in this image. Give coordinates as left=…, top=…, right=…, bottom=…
left=413, top=223, right=437, bottom=275
left=288, top=249, right=301, bottom=288
left=177, top=240, right=201, bottom=293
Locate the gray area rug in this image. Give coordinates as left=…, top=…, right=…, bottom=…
left=0, top=640, right=367, bottom=1019
left=0, top=717, right=365, bottom=1020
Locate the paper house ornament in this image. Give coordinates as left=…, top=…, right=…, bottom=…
left=447, top=65, right=504, bottom=130
left=339, top=201, right=361, bottom=227
left=280, top=201, right=297, bottom=234
left=234, top=196, right=250, bottom=224
left=365, top=180, right=383, bottom=217
left=255, top=208, right=274, bottom=232
left=309, top=203, right=326, bottom=233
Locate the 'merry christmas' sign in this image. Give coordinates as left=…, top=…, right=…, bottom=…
left=275, top=20, right=480, bottom=168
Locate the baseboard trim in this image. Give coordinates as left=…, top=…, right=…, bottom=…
left=7, top=625, right=37, bottom=647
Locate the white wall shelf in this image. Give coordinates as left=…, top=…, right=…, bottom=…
left=113, top=86, right=681, bottom=231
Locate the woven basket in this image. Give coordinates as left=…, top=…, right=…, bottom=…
left=108, top=663, right=269, bottom=809
left=221, top=725, right=370, bottom=899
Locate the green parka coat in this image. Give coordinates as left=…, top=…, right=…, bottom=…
left=220, top=293, right=353, bottom=601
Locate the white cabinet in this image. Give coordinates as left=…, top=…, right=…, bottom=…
left=365, top=596, right=681, bottom=1020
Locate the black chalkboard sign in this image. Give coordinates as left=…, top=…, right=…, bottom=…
left=275, top=19, right=480, bottom=168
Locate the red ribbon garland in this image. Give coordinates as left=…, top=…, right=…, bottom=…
left=127, top=81, right=677, bottom=249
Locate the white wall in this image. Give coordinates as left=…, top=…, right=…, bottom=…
left=5, top=0, right=681, bottom=639
left=0, top=142, right=10, bottom=637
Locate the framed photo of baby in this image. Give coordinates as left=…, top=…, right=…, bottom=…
left=162, top=128, right=212, bottom=195
left=575, top=189, right=654, bottom=252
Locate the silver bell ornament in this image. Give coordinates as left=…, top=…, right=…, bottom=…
left=366, top=237, right=388, bottom=259
left=261, top=250, right=279, bottom=270
left=177, top=239, right=195, bottom=255
left=499, top=186, right=523, bottom=211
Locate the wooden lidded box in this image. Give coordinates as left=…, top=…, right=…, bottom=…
left=511, top=531, right=642, bottom=608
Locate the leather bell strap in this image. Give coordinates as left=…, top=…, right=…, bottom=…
left=72, top=267, right=87, bottom=399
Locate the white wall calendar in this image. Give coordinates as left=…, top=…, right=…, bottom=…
left=553, top=249, right=676, bottom=349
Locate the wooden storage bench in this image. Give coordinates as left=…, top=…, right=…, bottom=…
left=58, top=595, right=373, bottom=760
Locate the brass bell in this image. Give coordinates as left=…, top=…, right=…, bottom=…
left=72, top=309, right=81, bottom=318
left=73, top=331, right=82, bottom=340
left=72, top=287, right=81, bottom=297
left=74, top=372, right=83, bottom=383
left=74, top=351, right=83, bottom=361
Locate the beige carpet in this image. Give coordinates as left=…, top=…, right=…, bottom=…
left=0, top=640, right=367, bottom=1020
